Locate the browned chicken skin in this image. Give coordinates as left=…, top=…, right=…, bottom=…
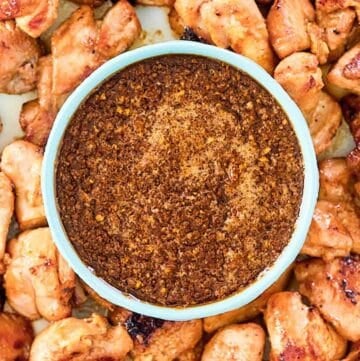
left=0, top=140, right=46, bottom=231
left=0, top=312, right=34, bottom=361
left=29, top=313, right=133, bottom=361
left=201, top=323, right=265, bottom=361
left=264, top=291, right=347, bottom=360
left=20, top=0, right=141, bottom=146
left=4, top=227, right=75, bottom=321
left=296, top=256, right=360, bottom=342
left=267, top=0, right=315, bottom=59
left=0, top=20, right=40, bottom=94
left=328, top=41, right=360, bottom=95
left=174, top=0, right=275, bottom=72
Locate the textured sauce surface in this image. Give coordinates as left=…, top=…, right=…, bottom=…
left=56, top=55, right=304, bottom=306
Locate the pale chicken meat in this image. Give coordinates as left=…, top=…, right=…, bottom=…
left=267, top=0, right=315, bottom=59
left=29, top=313, right=133, bottom=361
left=0, top=0, right=37, bottom=19
left=0, top=172, right=14, bottom=274
left=20, top=1, right=141, bottom=146
left=0, top=20, right=40, bottom=94
left=302, top=158, right=360, bottom=259
left=4, top=227, right=75, bottom=321
left=264, top=291, right=347, bottom=360
left=295, top=255, right=360, bottom=342
left=201, top=323, right=265, bottom=361
left=174, top=0, right=275, bottom=72
left=0, top=140, right=46, bottom=230
left=328, top=42, right=360, bottom=95
left=203, top=267, right=292, bottom=333
left=0, top=312, right=34, bottom=361
left=274, top=52, right=342, bottom=154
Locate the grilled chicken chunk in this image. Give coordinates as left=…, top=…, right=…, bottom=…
left=0, top=21, right=40, bottom=94
left=29, top=314, right=133, bottom=361
left=1, top=140, right=46, bottom=231
left=4, top=227, right=75, bottom=321
left=296, top=256, right=360, bottom=342
left=264, top=291, right=347, bottom=360
left=201, top=323, right=265, bottom=361
left=174, top=0, right=275, bottom=72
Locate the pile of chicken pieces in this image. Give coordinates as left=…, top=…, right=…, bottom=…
left=1, top=0, right=360, bottom=360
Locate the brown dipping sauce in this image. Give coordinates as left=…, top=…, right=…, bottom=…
left=56, top=55, right=304, bottom=306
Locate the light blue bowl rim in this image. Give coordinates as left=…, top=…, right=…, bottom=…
left=43, top=40, right=319, bottom=321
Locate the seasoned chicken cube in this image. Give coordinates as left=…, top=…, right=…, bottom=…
left=110, top=310, right=203, bottom=361
left=264, top=291, right=347, bottom=360
left=0, top=0, right=37, bottom=20
left=4, top=227, right=75, bottom=321
left=296, top=256, right=360, bottom=342
left=1, top=140, right=46, bottom=230
left=0, top=21, right=40, bottom=94
left=274, top=53, right=341, bottom=154
left=0, top=172, right=14, bottom=273
left=174, top=0, right=275, bottom=72
left=201, top=323, right=265, bottom=361
left=29, top=313, right=133, bottom=361
left=328, top=42, right=360, bottom=95
left=267, top=0, right=315, bottom=59
left=0, top=312, right=34, bottom=361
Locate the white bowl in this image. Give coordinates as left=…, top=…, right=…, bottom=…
left=43, top=41, right=319, bottom=321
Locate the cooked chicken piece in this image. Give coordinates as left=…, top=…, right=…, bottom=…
left=20, top=56, right=60, bottom=147
left=1, top=140, right=46, bottom=230
left=315, top=0, right=360, bottom=20
left=319, top=158, right=354, bottom=202
left=20, top=1, right=140, bottom=146
left=0, top=0, right=37, bottom=19
left=302, top=158, right=360, bottom=259
left=274, top=52, right=323, bottom=119
left=174, top=0, right=275, bottom=72
left=328, top=42, right=360, bottom=95
left=0, top=21, right=40, bottom=94
left=267, top=0, right=315, bottom=59
left=176, top=343, right=203, bottom=361
left=316, top=7, right=356, bottom=61
left=203, top=266, right=292, bottom=333
left=96, top=0, right=142, bottom=59
left=302, top=200, right=353, bottom=259
left=201, top=323, right=265, bottom=361
left=4, top=227, right=75, bottom=321
left=136, top=0, right=175, bottom=5
left=265, top=291, right=347, bottom=360
left=0, top=172, right=14, bottom=273
left=307, top=22, right=330, bottom=65
left=0, top=312, right=34, bottom=361
left=296, top=255, right=360, bottom=341
left=110, top=310, right=203, bottom=361
left=52, top=1, right=141, bottom=96
left=131, top=319, right=202, bottom=361
left=342, top=341, right=360, bottom=360
left=274, top=52, right=341, bottom=154
left=169, top=7, right=184, bottom=36
left=16, top=0, right=59, bottom=37
left=309, top=91, right=343, bottom=154
left=29, top=313, right=133, bottom=361
left=342, top=94, right=360, bottom=146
